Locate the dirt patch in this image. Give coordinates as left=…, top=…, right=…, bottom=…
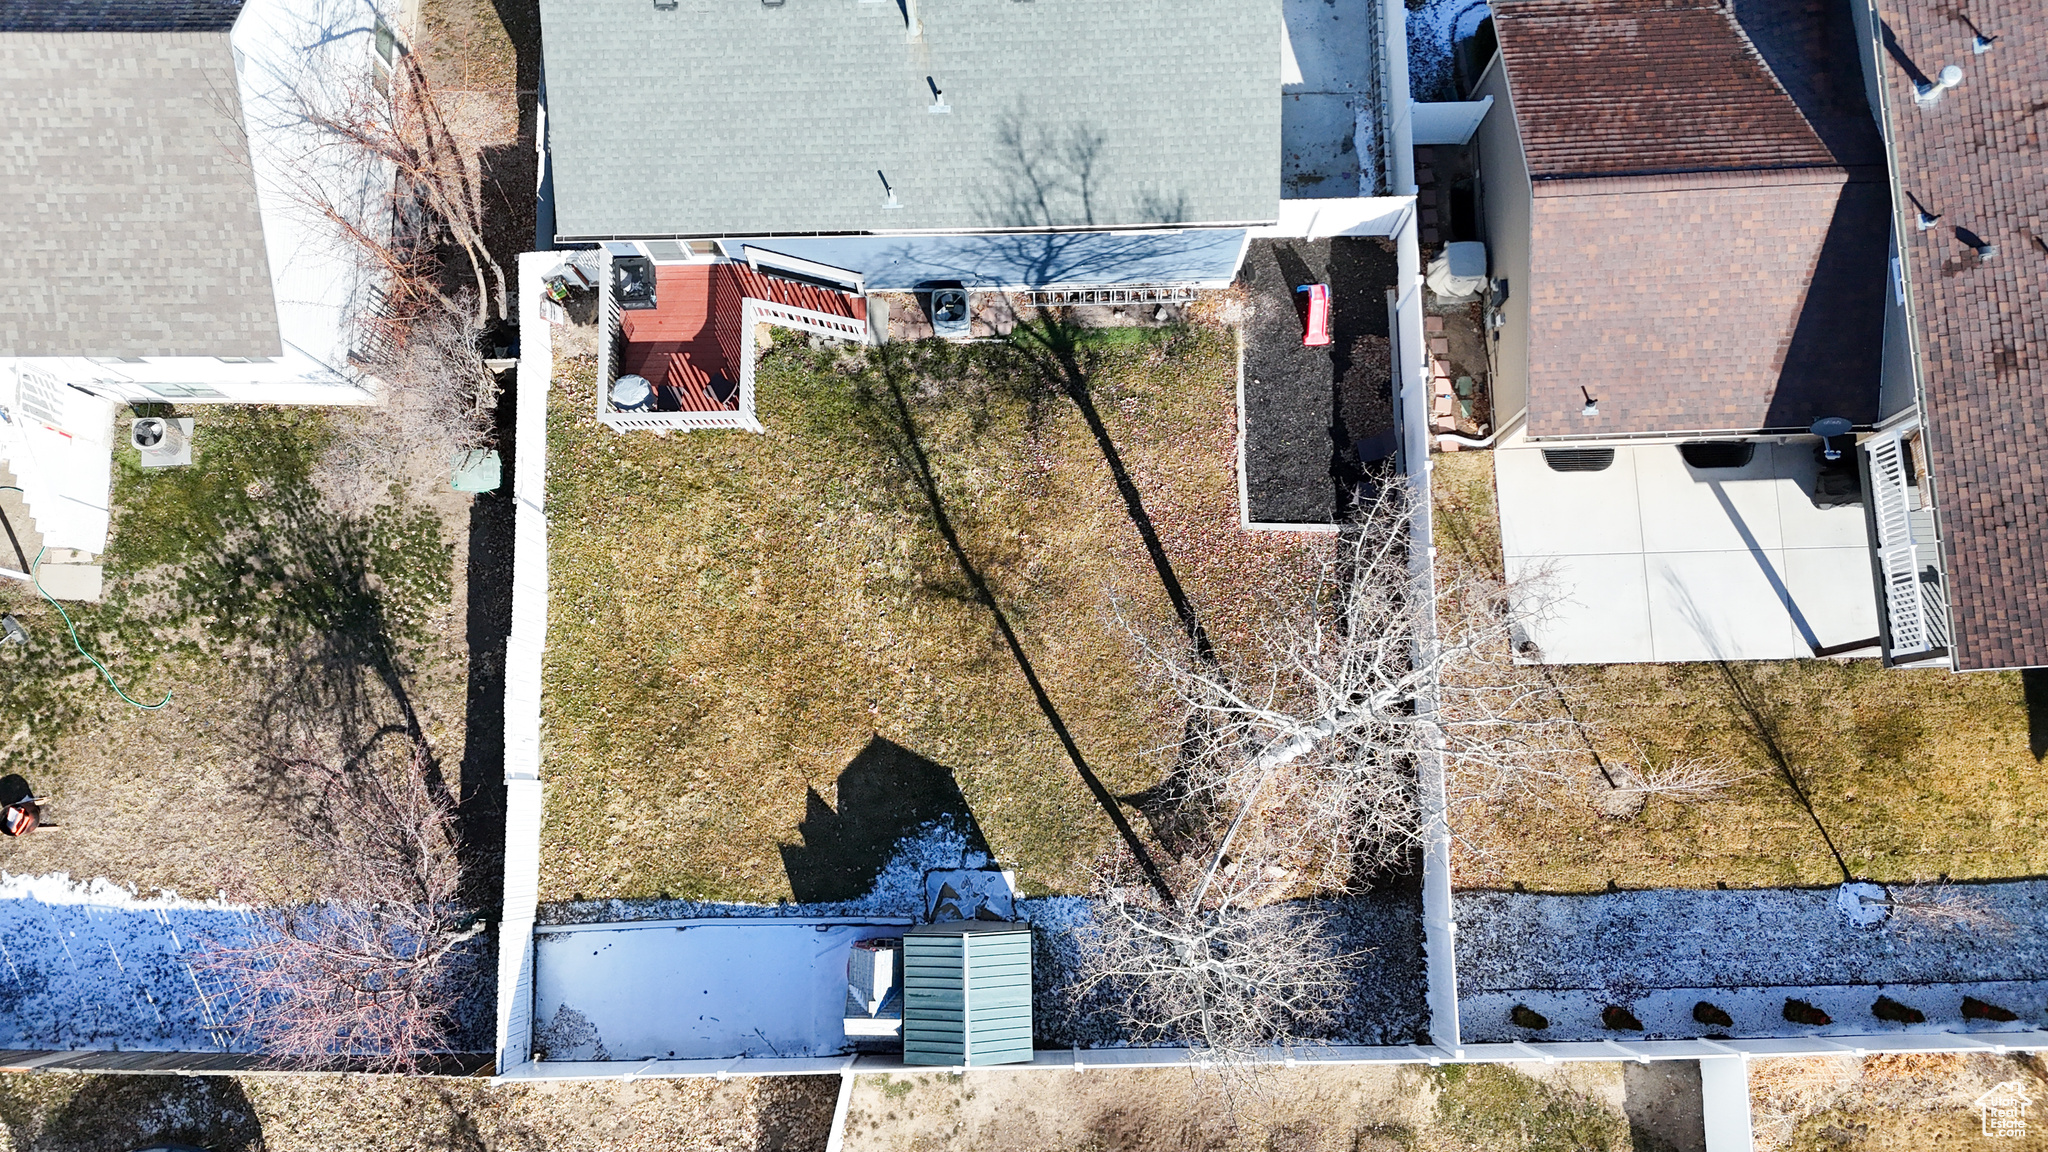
left=0, top=1070, right=834, bottom=1152
left=1236, top=237, right=1399, bottom=525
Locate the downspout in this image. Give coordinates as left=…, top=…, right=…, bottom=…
left=1436, top=408, right=1524, bottom=452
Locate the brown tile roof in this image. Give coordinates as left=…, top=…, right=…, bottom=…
left=1879, top=1, right=2048, bottom=670
left=1523, top=170, right=1872, bottom=437
left=1494, top=0, right=1837, bottom=179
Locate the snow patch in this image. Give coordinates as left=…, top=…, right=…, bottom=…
left=0, top=872, right=263, bottom=1051
left=1407, top=0, right=1493, bottom=103
left=538, top=820, right=986, bottom=925
left=0, top=872, right=248, bottom=912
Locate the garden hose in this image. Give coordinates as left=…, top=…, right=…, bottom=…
left=0, top=486, right=169, bottom=710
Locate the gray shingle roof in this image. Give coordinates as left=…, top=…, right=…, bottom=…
left=539, top=0, right=1283, bottom=238
left=0, top=1, right=246, bottom=33
left=0, top=31, right=281, bottom=358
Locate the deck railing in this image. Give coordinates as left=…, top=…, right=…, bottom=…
left=1864, top=428, right=1950, bottom=659
left=596, top=267, right=869, bottom=435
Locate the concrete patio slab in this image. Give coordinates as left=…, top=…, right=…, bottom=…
left=1495, top=444, right=1643, bottom=557
left=530, top=917, right=912, bottom=1062
left=1644, top=548, right=1803, bottom=662
left=1494, top=429, right=1880, bottom=663
left=1511, top=552, right=1654, bottom=664
left=1632, top=449, right=1783, bottom=555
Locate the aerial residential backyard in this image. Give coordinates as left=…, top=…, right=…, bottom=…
left=1433, top=451, right=2048, bottom=892
left=539, top=316, right=1330, bottom=904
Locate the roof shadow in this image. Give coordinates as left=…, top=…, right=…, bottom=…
left=779, top=735, right=991, bottom=903
left=2024, top=669, right=2048, bottom=762
left=1763, top=180, right=1888, bottom=430
left=1733, top=0, right=1887, bottom=169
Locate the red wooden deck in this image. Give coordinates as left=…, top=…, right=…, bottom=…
left=619, top=265, right=866, bottom=412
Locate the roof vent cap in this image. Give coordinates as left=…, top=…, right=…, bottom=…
left=1915, top=64, right=1963, bottom=104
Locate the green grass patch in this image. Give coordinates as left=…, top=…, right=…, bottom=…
left=0, top=406, right=450, bottom=777
left=1427, top=1064, right=1629, bottom=1152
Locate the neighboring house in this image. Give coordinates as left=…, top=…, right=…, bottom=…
left=1468, top=0, right=1898, bottom=663
left=533, top=0, right=1419, bottom=432
left=1848, top=0, right=2048, bottom=672
left=0, top=0, right=392, bottom=563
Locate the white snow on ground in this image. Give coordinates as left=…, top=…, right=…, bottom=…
left=1457, top=883, right=2048, bottom=1041
left=537, top=821, right=986, bottom=926
left=1464, top=983, right=2048, bottom=1042
left=1407, top=0, right=1493, bottom=102
left=0, top=873, right=260, bottom=1052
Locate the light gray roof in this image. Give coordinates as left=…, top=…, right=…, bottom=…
left=539, top=0, right=1283, bottom=238
left=0, top=30, right=281, bottom=358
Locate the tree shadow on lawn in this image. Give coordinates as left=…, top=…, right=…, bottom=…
left=780, top=735, right=992, bottom=903
left=815, top=344, right=1179, bottom=903
left=3, top=1073, right=263, bottom=1152
left=108, top=418, right=471, bottom=880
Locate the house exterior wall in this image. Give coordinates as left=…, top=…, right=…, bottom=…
left=1877, top=243, right=1917, bottom=424
left=1470, top=51, right=1530, bottom=428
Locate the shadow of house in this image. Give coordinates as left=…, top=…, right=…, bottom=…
left=779, top=736, right=992, bottom=903
left=27, top=1075, right=263, bottom=1152
left=2025, top=668, right=2048, bottom=762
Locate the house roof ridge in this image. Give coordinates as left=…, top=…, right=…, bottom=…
left=1530, top=164, right=1848, bottom=195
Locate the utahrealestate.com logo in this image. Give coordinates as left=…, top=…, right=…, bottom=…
left=1976, top=1081, right=2033, bottom=1139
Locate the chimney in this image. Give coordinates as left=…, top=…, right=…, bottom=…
left=905, top=0, right=921, bottom=41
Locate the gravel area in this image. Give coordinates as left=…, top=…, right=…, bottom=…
left=1238, top=238, right=1399, bottom=525
left=1033, top=880, right=1429, bottom=1048
left=1456, top=881, right=2048, bottom=991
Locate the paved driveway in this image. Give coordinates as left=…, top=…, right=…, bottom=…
left=1495, top=431, right=1881, bottom=663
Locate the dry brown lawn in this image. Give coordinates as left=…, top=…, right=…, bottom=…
left=1433, top=450, right=2048, bottom=892
left=1750, top=1052, right=2048, bottom=1152
left=539, top=325, right=1328, bottom=903
left=0, top=1070, right=834, bottom=1152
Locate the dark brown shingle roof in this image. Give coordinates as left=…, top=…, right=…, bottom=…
left=1494, top=0, right=1837, bottom=179
left=1881, top=1, right=2048, bottom=670
left=1523, top=170, right=1871, bottom=437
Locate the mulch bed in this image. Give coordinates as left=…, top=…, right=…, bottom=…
left=1239, top=239, right=1399, bottom=525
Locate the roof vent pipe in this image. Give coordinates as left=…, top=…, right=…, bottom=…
left=1959, top=13, right=1997, bottom=53
left=1914, top=64, right=1962, bottom=105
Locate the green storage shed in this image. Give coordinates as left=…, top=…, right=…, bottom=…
left=900, top=921, right=1034, bottom=1066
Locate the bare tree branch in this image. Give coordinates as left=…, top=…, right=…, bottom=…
left=199, top=740, right=481, bottom=1071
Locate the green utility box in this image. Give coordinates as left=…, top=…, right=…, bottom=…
left=900, top=921, right=1033, bottom=1066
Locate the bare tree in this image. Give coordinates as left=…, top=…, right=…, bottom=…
left=319, top=295, right=500, bottom=511
left=1075, top=485, right=1577, bottom=1055
left=1075, top=896, right=1354, bottom=1057
left=201, top=740, right=481, bottom=1071
left=1610, top=751, right=1757, bottom=803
